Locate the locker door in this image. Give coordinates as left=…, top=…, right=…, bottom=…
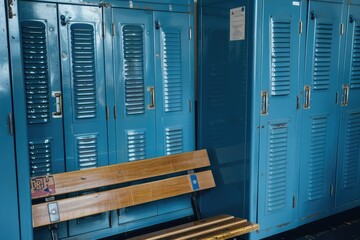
left=19, top=2, right=65, bottom=177
left=299, top=1, right=343, bottom=220
left=112, top=8, right=158, bottom=227
left=0, top=0, right=20, bottom=237
left=154, top=10, right=194, bottom=220
left=258, top=0, right=303, bottom=230
left=59, top=5, right=108, bottom=171
left=113, top=8, right=156, bottom=163
left=58, top=5, right=110, bottom=235
left=336, top=4, right=360, bottom=206
left=153, top=11, right=195, bottom=156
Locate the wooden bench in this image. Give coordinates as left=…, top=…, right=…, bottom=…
left=31, top=149, right=259, bottom=239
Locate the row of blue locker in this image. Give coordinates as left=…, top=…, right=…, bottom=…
left=197, top=0, right=360, bottom=239
left=1, top=0, right=197, bottom=239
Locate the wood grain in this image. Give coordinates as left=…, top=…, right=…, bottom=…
left=31, top=150, right=210, bottom=199
left=127, top=214, right=235, bottom=240
left=32, top=170, right=215, bottom=228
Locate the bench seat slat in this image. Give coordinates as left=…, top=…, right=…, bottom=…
left=31, top=150, right=210, bottom=199
left=168, top=218, right=249, bottom=240
left=129, top=216, right=259, bottom=240
left=196, top=221, right=260, bottom=240
left=32, top=170, right=215, bottom=228
left=127, top=214, right=235, bottom=240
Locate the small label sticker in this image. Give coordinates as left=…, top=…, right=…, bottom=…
left=230, top=6, right=246, bottom=41
left=293, top=1, right=300, bottom=6
left=31, top=176, right=56, bottom=198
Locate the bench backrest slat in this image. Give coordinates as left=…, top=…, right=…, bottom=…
left=32, top=170, right=215, bottom=228
left=31, top=150, right=210, bottom=199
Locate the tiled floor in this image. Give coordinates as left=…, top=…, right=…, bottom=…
left=264, top=207, right=360, bottom=240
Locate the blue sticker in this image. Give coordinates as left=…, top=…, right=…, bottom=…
left=190, top=174, right=200, bottom=191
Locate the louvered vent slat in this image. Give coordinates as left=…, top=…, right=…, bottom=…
left=165, top=128, right=183, bottom=155
left=21, top=21, right=50, bottom=124
left=77, top=135, right=98, bottom=170
left=267, top=124, right=288, bottom=213
left=162, top=30, right=183, bottom=112
left=351, top=25, right=360, bottom=89
left=308, top=117, right=327, bottom=200
left=71, top=24, right=97, bottom=119
left=123, top=25, right=145, bottom=116
left=270, top=19, right=291, bottom=96
left=313, top=23, right=333, bottom=90
left=127, top=131, right=146, bottom=161
left=343, top=112, right=360, bottom=188
left=29, top=139, right=52, bottom=177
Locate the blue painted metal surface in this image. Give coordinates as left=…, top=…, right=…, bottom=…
left=197, top=0, right=253, bottom=222
left=335, top=2, right=360, bottom=207
left=0, top=0, right=20, bottom=238
left=298, top=0, right=344, bottom=223
left=257, top=0, right=305, bottom=236
left=9, top=0, right=194, bottom=238
left=7, top=0, right=34, bottom=238
left=112, top=6, right=194, bottom=233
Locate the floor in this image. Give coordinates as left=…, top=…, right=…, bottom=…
left=264, top=207, right=360, bottom=240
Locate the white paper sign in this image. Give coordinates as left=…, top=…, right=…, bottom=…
left=230, top=6, right=246, bottom=41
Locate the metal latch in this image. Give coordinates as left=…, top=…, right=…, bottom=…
left=189, top=174, right=200, bottom=191
left=48, top=202, right=60, bottom=223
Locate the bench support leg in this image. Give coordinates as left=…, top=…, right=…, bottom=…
left=191, top=192, right=202, bottom=220
left=49, top=224, right=58, bottom=240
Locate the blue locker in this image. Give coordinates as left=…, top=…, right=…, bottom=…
left=19, top=1, right=65, bottom=177
left=336, top=2, right=360, bottom=207
left=18, top=1, right=110, bottom=238
left=0, top=0, right=21, bottom=238
left=112, top=6, right=194, bottom=232
left=298, top=0, right=344, bottom=222
left=257, top=0, right=304, bottom=235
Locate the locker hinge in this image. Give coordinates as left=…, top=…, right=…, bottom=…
left=8, top=113, right=14, bottom=135
left=292, top=196, right=296, bottom=208
left=189, top=99, right=193, bottom=112
left=112, top=23, right=116, bottom=37
left=106, top=107, right=110, bottom=120
left=340, top=23, right=344, bottom=35
left=330, top=184, right=334, bottom=196
left=188, top=27, right=192, bottom=40
left=299, top=21, right=303, bottom=34
left=102, top=22, right=105, bottom=38
left=7, top=0, right=16, bottom=19
left=336, top=91, right=339, bottom=105
left=114, top=106, right=117, bottom=119
left=296, top=96, right=300, bottom=110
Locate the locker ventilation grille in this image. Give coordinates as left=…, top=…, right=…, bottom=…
left=29, top=139, right=52, bottom=177
left=270, top=19, right=291, bottom=96
left=267, top=123, right=288, bottom=213
left=123, top=25, right=145, bottom=116
left=21, top=21, right=50, bottom=124
left=71, top=24, right=97, bottom=119
left=77, top=135, right=98, bottom=170
left=127, top=131, right=146, bottom=161
left=344, top=112, right=360, bottom=188
left=166, top=128, right=183, bottom=155
left=313, top=22, right=333, bottom=90
left=308, top=116, right=327, bottom=200
left=162, top=29, right=183, bottom=112
left=350, top=25, right=360, bottom=89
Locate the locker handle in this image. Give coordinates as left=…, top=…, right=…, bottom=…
left=261, top=91, right=268, bottom=115
left=304, top=85, right=311, bottom=109
left=147, top=86, right=155, bottom=109
left=342, top=84, right=349, bottom=107
left=52, top=91, right=63, bottom=118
